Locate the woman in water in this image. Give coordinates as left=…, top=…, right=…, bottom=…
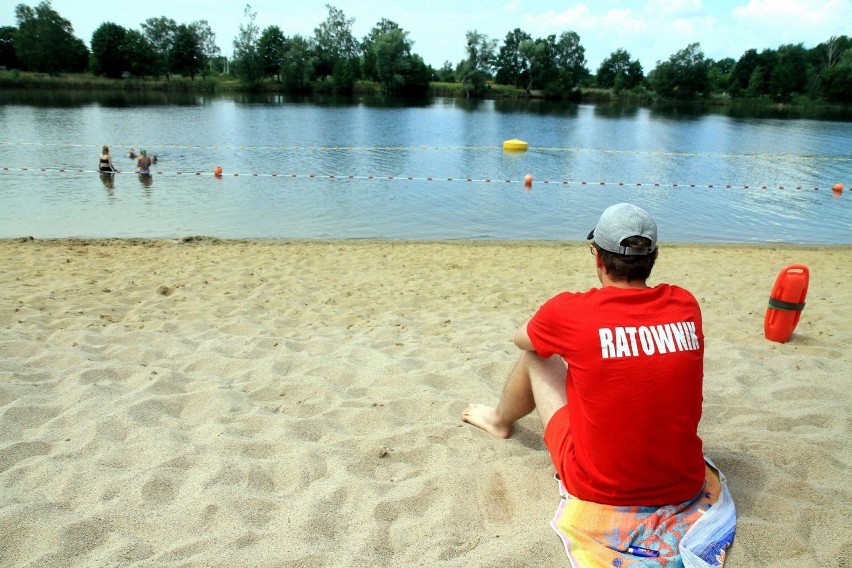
left=98, top=145, right=117, bottom=173
left=136, top=149, right=152, bottom=174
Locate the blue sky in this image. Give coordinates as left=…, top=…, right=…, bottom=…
left=4, top=0, right=850, bottom=72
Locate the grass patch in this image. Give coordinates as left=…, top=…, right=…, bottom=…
left=0, top=70, right=219, bottom=92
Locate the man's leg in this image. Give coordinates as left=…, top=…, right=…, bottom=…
left=462, top=350, right=567, bottom=438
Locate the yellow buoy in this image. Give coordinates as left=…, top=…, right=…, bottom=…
left=503, top=139, right=529, bottom=152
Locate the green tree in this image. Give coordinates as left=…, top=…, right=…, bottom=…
left=552, top=31, right=587, bottom=96
left=745, top=66, right=766, bottom=97
left=813, top=35, right=851, bottom=69
left=280, top=34, right=313, bottom=91
left=706, top=57, right=735, bottom=93
left=0, top=26, right=21, bottom=69
left=373, top=28, right=408, bottom=92
left=258, top=25, right=286, bottom=80
left=14, top=1, right=88, bottom=73
left=596, top=48, right=643, bottom=91
left=820, top=46, right=852, bottom=102
left=649, top=42, right=709, bottom=99
left=169, top=23, right=203, bottom=78
left=371, top=26, right=428, bottom=94
left=69, top=37, right=88, bottom=71
left=140, top=16, right=178, bottom=77
left=755, top=48, right=778, bottom=96
left=729, top=48, right=760, bottom=95
left=232, top=4, right=262, bottom=84
left=768, top=43, right=809, bottom=100
left=313, top=4, right=360, bottom=89
left=459, top=30, right=497, bottom=97
left=400, top=53, right=431, bottom=94
left=435, top=60, right=455, bottom=82
left=361, top=18, right=403, bottom=81
left=494, top=28, right=531, bottom=88
left=730, top=48, right=779, bottom=98
left=520, top=36, right=556, bottom=93
left=190, top=20, right=220, bottom=75
left=357, top=19, right=428, bottom=95
left=91, top=22, right=129, bottom=78
left=123, top=29, right=157, bottom=77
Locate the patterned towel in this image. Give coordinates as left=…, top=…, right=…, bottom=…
left=550, top=458, right=736, bottom=567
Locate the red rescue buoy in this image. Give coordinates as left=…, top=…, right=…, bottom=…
left=764, top=264, right=809, bottom=343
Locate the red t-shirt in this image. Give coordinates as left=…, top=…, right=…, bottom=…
left=528, top=284, right=705, bottom=506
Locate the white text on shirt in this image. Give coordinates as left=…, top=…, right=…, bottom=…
left=598, top=322, right=700, bottom=358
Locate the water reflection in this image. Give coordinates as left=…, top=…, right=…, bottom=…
left=723, top=103, right=851, bottom=121
left=445, top=97, right=490, bottom=112
left=360, top=95, right=433, bottom=109
left=230, top=92, right=364, bottom=108
left=138, top=173, right=153, bottom=189
left=493, top=98, right=582, bottom=117
left=593, top=104, right=641, bottom=119
left=0, top=89, right=204, bottom=108
left=647, top=100, right=852, bottom=122
left=99, top=172, right=115, bottom=192
left=0, top=88, right=850, bottom=121
left=647, top=103, right=709, bottom=121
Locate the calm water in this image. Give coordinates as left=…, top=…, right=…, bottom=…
left=0, top=91, right=850, bottom=244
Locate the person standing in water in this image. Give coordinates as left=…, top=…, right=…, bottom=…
left=98, top=145, right=118, bottom=173
left=136, top=149, right=152, bottom=174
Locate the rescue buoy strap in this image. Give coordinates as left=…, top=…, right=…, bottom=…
left=767, top=297, right=806, bottom=311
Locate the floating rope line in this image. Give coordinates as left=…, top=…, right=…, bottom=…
left=0, top=166, right=844, bottom=192
left=1, top=141, right=849, bottom=162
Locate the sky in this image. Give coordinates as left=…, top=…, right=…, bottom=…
left=3, top=0, right=850, bottom=72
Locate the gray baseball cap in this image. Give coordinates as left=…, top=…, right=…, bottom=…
left=587, top=203, right=657, bottom=255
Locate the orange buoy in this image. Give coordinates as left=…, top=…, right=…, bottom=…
left=524, top=174, right=533, bottom=186
left=764, top=264, right=809, bottom=343
left=214, top=166, right=223, bottom=177
left=832, top=183, right=843, bottom=193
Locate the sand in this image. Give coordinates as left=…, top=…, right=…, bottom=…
left=0, top=238, right=849, bottom=567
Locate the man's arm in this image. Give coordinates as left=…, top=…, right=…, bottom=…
left=513, top=320, right=536, bottom=352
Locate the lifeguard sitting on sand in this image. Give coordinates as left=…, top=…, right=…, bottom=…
left=463, top=203, right=736, bottom=567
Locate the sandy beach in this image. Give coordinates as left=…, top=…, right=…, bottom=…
left=0, top=238, right=849, bottom=567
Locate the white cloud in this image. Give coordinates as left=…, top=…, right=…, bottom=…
left=731, top=0, right=823, bottom=25
left=667, top=15, right=718, bottom=36
left=599, top=8, right=646, bottom=34
left=728, top=0, right=848, bottom=53
left=504, top=0, right=524, bottom=14
left=731, top=0, right=846, bottom=28
left=644, top=0, right=705, bottom=18
left=523, top=4, right=597, bottom=31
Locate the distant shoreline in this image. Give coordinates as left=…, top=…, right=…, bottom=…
left=1, top=70, right=849, bottom=114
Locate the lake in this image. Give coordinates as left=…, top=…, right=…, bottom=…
left=0, top=91, right=850, bottom=244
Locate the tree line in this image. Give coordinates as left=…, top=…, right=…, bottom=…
left=1, top=1, right=850, bottom=103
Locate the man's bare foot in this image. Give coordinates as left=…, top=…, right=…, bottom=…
left=461, top=404, right=512, bottom=438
